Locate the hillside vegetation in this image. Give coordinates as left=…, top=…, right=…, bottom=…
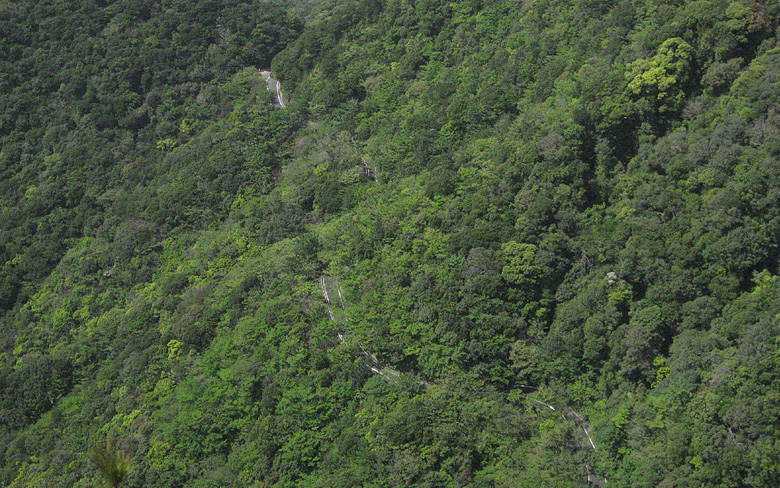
left=1, top=0, right=780, bottom=486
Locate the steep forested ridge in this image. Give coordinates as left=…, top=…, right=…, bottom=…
left=1, top=0, right=780, bottom=486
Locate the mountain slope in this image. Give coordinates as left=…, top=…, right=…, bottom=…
left=2, top=0, right=780, bottom=486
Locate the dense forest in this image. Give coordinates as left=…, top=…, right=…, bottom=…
left=1, top=0, right=779, bottom=486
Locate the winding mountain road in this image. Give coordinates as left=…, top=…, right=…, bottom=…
left=259, top=70, right=288, bottom=108
left=301, top=90, right=605, bottom=481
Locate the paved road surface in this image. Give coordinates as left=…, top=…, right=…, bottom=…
left=259, top=70, right=288, bottom=108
